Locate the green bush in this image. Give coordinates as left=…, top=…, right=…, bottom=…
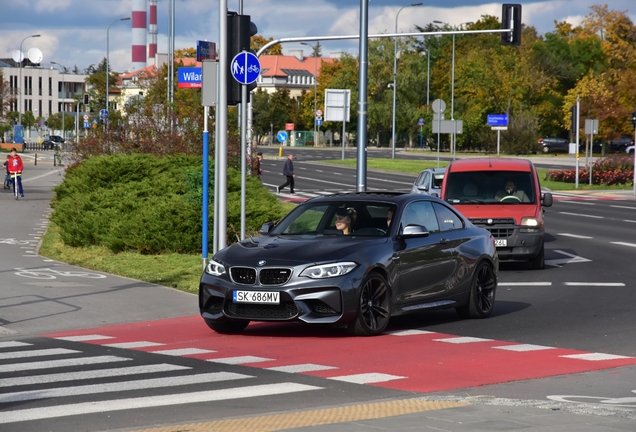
left=51, top=154, right=289, bottom=254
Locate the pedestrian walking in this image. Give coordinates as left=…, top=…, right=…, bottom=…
left=277, top=153, right=295, bottom=194
left=252, top=151, right=263, bottom=181
left=7, top=147, right=24, bottom=198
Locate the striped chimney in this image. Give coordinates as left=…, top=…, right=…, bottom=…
left=148, top=0, right=158, bottom=62
left=131, top=0, right=147, bottom=70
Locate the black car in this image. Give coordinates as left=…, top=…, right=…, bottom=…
left=42, top=135, right=65, bottom=150
left=538, top=137, right=570, bottom=153
left=199, top=192, right=499, bottom=336
left=609, top=136, right=634, bottom=153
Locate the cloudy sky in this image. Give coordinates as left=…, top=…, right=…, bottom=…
left=1, top=0, right=634, bottom=74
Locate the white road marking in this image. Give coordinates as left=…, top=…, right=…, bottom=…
left=563, top=282, right=625, bottom=287
left=150, top=348, right=215, bottom=356
left=433, top=337, right=493, bottom=344
left=0, top=364, right=191, bottom=388
left=557, top=233, right=593, bottom=239
left=611, top=205, right=636, bottom=210
left=499, top=282, right=552, bottom=286
left=1, top=372, right=253, bottom=403
left=559, top=212, right=603, bottom=219
left=104, top=341, right=165, bottom=349
left=0, top=341, right=32, bottom=349
left=266, top=364, right=338, bottom=373
left=207, top=356, right=273, bottom=365
left=54, top=334, right=115, bottom=342
left=0, top=356, right=131, bottom=373
left=562, top=201, right=596, bottom=205
left=545, top=250, right=591, bottom=267
left=0, top=348, right=80, bottom=360
left=623, top=220, right=636, bottom=223
left=387, top=329, right=436, bottom=336
left=328, top=373, right=406, bottom=384
left=493, top=344, right=556, bottom=352
left=561, top=353, right=633, bottom=361
left=611, top=242, right=636, bottom=248
left=0, top=383, right=321, bottom=424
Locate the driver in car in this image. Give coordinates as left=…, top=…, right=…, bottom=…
left=495, top=180, right=530, bottom=202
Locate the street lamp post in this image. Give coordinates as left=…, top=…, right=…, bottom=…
left=18, top=34, right=41, bottom=126
left=391, top=2, right=422, bottom=159
left=301, top=42, right=319, bottom=146
left=106, top=17, right=130, bottom=116
left=50, top=62, right=66, bottom=140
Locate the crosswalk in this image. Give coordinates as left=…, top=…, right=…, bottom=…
left=0, top=338, right=322, bottom=428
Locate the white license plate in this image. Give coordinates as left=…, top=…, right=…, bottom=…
left=233, top=290, right=280, bottom=304
left=495, top=239, right=508, bottom=247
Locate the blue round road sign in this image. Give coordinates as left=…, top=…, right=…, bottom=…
left=231, top=51, right=260, bottom=85
left=277, top=131, right=288, bottom=143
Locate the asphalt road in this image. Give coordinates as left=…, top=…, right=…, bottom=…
left=1, top=149, right=636, bottom=431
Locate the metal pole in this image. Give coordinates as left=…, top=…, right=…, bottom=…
left=575, top=96, right=580, bottom=188
left=497, top=129, right=501, bottom=155
left=426, top=46, right=430, bottom=111
left=633, top=113, right=636, bottom=196
left=342, top=120, right=346, bottom=161
left=213, top=63, right=220, bottom=254
left=217, top=0, right=228, bottom=251
left=18, top=34, right=40, bottom=126
left=356, top=0, right=369, bottom=191
left=589, top=131, right=593, bottom=186
left=240, top=83, right=247, bottom=240
left=202, top=105, right=209, bottom=269
left=391, top=3, right=422, bottom=159
left=106, top=18, right=130, bottom=117
left=451, top=33, right=455, bottom=158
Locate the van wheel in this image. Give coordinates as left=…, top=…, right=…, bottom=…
left=532, top=243, right=545, bottom=270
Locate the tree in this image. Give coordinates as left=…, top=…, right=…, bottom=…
left=251, top=35, right=282, bottom=55
left=174, top=48, right=196, bottom=58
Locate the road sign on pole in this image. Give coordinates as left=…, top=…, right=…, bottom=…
left=277, top=131, right=288, bottom=143
left=99, top=109, right=109, bottom=120
left=231, top=51, right=260, bottom=85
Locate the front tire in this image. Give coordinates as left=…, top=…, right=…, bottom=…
left=348, top=271, right=391, bottom=336
left=204, top=318, right=250, bottom=334
left=456, top=262, right=497, bottom=319
left=532, top=242, right=545, bottom=270
left=542, top=146, right=550, bottom=153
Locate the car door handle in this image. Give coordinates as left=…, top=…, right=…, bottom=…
left=439, top=238, right=448, bottom=245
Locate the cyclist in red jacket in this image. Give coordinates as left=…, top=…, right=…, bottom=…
left=8, top=147, right=24, bottom=197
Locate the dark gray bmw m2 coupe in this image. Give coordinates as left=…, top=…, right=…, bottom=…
left=199, top=192, right=498, bottom=336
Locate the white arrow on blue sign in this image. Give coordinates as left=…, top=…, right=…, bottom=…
left=277, top=131, right=288, bottom=143
left=99, top=109, right=109, bottom=120
left=231, top=51, right=260, bottom=85
left=316, top=119, right=323, bottom=126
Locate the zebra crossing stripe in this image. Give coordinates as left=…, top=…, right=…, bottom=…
left=1, top=372, right=254, bottom=403
left=0, top=348, right=81, bottom=360
left=104, top=341, right=165, bottom=349
left=0, top=382, right=322, bottom=424
left=54, top=335, right=115, bottom=342
left=0, top=355, right=131, bottom=373
left=0, top=341, right=32, bottom=349
left=0, top=364, right=190, bottom=388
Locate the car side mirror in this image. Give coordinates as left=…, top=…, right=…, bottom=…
left=259, top=222, right=275, bottom=235
left=400, top=224, right=430, bottom=238
left=542, top=192, right=553, bottom=208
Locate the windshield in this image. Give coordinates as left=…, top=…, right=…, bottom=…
left=445, top=171, right=536, bottom=204
left=269, top=201, right=397, bottom=237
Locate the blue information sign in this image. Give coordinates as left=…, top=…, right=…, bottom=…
left=231, top=51, right=260, bottom=85
left=487, top=114, right=508, bottom=126
left=99, top=109, right=109, bottom=120
left=417, top=117, right=425, bottom=126
left=83, top=121, right=90, bottom=129
left=196, top=40, right=216, bottom=62
left=177, top=67, right=202, bottom=88
left=277, top=131, right=288, bottom=143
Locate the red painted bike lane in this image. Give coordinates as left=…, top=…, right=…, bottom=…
left=43, top=315, right=636, bottom=393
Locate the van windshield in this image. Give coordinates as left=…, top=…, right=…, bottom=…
left=445, top=171, right=536, bottom=204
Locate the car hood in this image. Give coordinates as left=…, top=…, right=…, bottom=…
left=214, top=235, right=388, bottom=266
left=452, top=204, right=538, bottom=224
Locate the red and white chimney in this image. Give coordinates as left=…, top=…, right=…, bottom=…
left=132, top=0, right=147, bottom=70
left=148, top=0, right=158, bottom=63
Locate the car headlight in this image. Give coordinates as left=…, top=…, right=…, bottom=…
left=300, top=262, right=358, bottom=279
left=205, top=259, right=226, bottom=276
left=521, top=217, right=539, bottom=227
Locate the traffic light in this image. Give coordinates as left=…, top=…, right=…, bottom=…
left=501, top=4, right=522, bottom=46
left=570, top=105, right=578, bottom=132
left=83, top=93, right=90, bottom=105
left=226, top=12, right=258, bottom=106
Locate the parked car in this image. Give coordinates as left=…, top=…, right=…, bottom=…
left=411, top=167, right=446, bottom=197
left=441, top=158, right=553, bottom=269
left=199, top=192, right=499, bottom=336
left=608, top=136, right=634, bottom=153
left=538, top=137, right=569, bottom=153
left=42, top=135, right=65, bottom=150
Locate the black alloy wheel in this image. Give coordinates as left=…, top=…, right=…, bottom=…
left=204, top=318, right=250, bottom=334
left=456, top=262, right=497, bottom=319
left=348, top=271, right=391, bottom=336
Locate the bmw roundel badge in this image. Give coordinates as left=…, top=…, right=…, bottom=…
left=258, top=260, right=266, bottom=266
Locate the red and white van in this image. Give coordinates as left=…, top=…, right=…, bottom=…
left=440, top=158, right=553, bottom=269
